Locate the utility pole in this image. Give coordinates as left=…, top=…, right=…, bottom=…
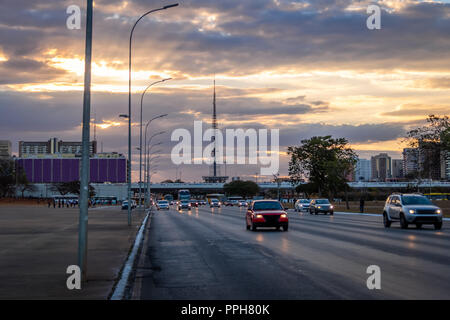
left=78, top=0, right=93, bottom=281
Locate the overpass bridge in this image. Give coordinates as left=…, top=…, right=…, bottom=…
left=25, top=181, right=450, bottom=199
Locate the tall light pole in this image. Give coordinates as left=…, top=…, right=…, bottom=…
left=144, top=142, right=162, bottom=203
left=127, top=3, right=178, bottom=224
left=139, top=111, right=168, bottom=208
left=144, top=130, right=165, bottom=201
left=78, top=0, right=93, bottom=281
left=146, top=153, right=161, bottom=207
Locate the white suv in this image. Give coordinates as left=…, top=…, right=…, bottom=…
left=383, top=193, right=443, bottom=230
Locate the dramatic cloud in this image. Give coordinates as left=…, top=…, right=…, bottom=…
left=0, top=0, right=449, bottom=181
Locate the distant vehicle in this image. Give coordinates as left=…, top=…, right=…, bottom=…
left=383, top=193, right=443, bottom=230
left=156, top=200, right=170, bottom=210
left=246, top=200, right=288, bottom=231
left=199, top=200, right=207, bottom=206
left=295, top=199, right=311, bottom=212
left=206, top=193, right=226, bottom=203
left=309, top=199, right=333, bottom=215
left=227, top=196, right=243, bottom=206
left=164, top=194, right=174, bottom=202
left=178, top=189, right=191, bottom=201
left=210, top=198, right=221, bottom=208
left=121, top=200, right=136, bottom=210
left=224, top=200, right=234, bottom=206
left=238, top=200, right=248, bottom=207
left=169, top=201, right=175, bottom=205
left=424, top=193, right=450, bottom=201
left=178, top=200, right=191, bottom=210
left=190, top=199, right=199, bottom=207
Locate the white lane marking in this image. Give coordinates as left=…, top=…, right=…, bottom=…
left=335, top=211, right=450, bottom=221
left=110, top=210, right=150, bottom=300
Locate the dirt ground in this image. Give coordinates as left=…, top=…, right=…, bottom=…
left=0, top=204, right=146, bottom=299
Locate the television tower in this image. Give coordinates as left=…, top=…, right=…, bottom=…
left=212, top=78, right=217, bottom=177
left=202, top=78, right=228, bottom=183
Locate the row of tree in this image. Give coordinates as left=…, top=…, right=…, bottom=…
left=286, top=115, right=450, bottom=201
left=0, top=159, right=36, bottom=198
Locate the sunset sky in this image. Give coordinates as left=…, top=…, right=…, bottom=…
left=1, top=0, right=450, bottom=182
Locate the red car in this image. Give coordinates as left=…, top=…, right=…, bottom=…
left=246, top=200, right=289, bottom=231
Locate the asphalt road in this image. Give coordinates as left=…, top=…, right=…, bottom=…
left=138, top=205, right=450, bottom=300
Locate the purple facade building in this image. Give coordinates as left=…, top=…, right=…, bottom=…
left=16, top=157, right=127, bottom=183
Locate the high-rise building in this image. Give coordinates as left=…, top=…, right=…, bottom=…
left=392, top=159, right=404, bottom=179
left=0, top=140, right=12, bottom=159
left=418, top=142, right=443, bottom=180
left=444, top=151, right=450, bottom=181
left=354, top=159, right=371, bottom=181
left=58, top=140, right=97, bottom=155
left=403, top=148, right=419, bottom=178
left=371, top=153, right=392, bottom=181
left=19, top=138, right=97, bottom=157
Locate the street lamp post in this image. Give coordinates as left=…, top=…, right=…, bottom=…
left=143, top=130, right=165, bottom=202
left=144, top=142, right=162, bottom=204
left=146, top=153, right=161, bottom=207
left=146, top=153, right=161, bottom=206
left=127, top=3, right=178, bottom=224
left=139, top=112, right=168, bottom=208
left=78, top=0, right=93, bottom=281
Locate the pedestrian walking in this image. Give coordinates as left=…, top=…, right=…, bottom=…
left=360, top=197, right=365, bottom=213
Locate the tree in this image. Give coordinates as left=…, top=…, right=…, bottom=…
left=16, top=166, right=36, bottom=198
left=295, top=183, right=317, bottom=199
left=287, top=136, right=357, bottom=200
left=52, top=181, right=96, bottom=198
left=404, top=115, right=450, bottom=180
left=0, top=159, right=16, bottom=198
left=223, top=180, right=260, bottom=198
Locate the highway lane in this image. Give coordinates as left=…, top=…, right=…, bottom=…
left=138, top=205, right=450, bottom=300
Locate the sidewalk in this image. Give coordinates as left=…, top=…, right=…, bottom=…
left=0, top=204, right=146, bottom=299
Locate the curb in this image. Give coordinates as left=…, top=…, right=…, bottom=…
left=109, top=210, right=150, bottom=300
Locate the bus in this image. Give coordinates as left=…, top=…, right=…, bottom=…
left=227, top=196, right=243, bottom=206
left=164, top=194, right=174, bottom=202
left=424, top=193, right=450, bottom=201
left=206, top=193, right=227, bottom=204
left=178, top=189, right=191, bottom=201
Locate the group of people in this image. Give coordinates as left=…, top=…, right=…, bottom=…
left=47, top=199, right=99, bottom=208
left=47, top=199, right=79, bottom=208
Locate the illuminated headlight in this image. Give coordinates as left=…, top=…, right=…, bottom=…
left=280, top=214, right=287, bottom=218
left=256, top=214, right=263, bottom=219
left=436, top=209, right=442, bottom=214
left=317, top=206, right=321, bottom=209
left=330, top=205, right=334, bottom=209
left=409, top=209, right=416, bottom=214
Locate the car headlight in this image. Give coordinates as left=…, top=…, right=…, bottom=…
left=409, top=209, right=416, bottom=214
left=317, top=206, right=321, bottom=209
left=256, top=214, right=263, bottom=219
left=280, top=214, right=287, bottom=218
left=436, top=209, right=442, bottom=214
left=330, top=205, right=334, bottom=209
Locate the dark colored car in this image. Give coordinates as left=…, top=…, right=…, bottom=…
left=309, top=199, right=334, bottom=215
left=190, top=200, right=199, bottom=207
left=178, top=200, right=191, bottom=210
left=246, top=200, right=289, bottom=231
